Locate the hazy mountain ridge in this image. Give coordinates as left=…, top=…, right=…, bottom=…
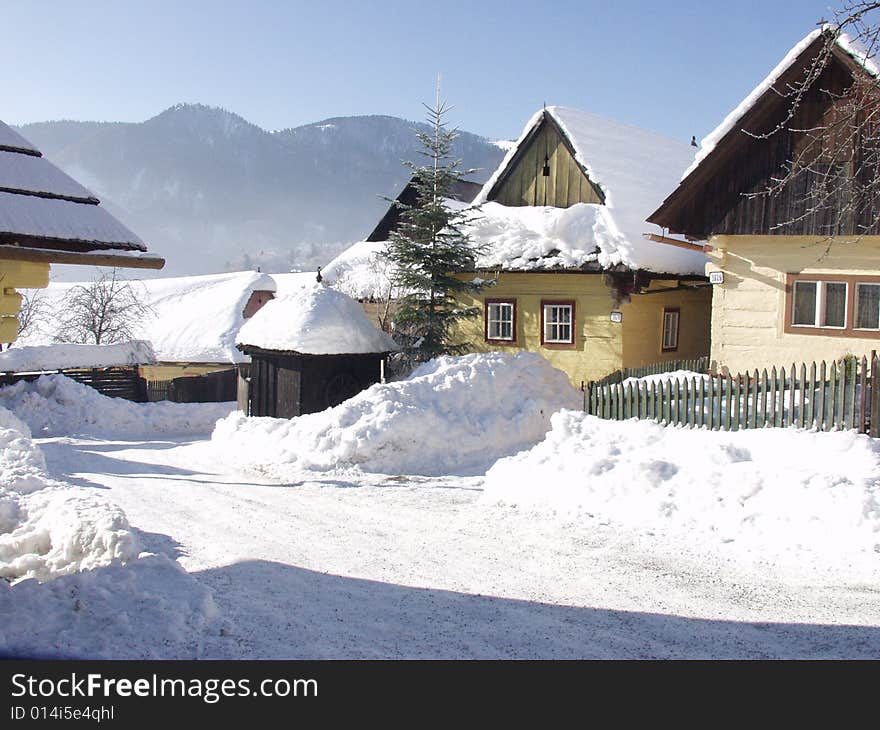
left=16, top=104, right=505, bottom=277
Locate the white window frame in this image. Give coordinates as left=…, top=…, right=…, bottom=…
left=485, top=300, right=515, bottom=342
left=542, top=302, right=574, bottom=345
left=662, top=308, right=680, bottom=352
left=855, top=282, right=880, bottom=331
left=791, top=280, right=848, bottom=329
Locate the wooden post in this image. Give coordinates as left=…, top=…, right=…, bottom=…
left=817, top=361, right=826, bottom=431
left=859, top=356, right=868, bottom=434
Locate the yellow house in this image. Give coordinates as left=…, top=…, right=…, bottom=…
left=0, top=120, right=163, bottom=344
left=649, top=28, right=880, bottom=375
left=450, top=106, right=711, bottom=386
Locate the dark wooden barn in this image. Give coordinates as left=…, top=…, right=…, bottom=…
left=238, top=348, right=388, bottom=418
left=235, top=282, right=398, bottom=418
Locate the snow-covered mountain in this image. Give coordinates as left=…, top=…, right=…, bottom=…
left=17, top=104, right=505, bottom=277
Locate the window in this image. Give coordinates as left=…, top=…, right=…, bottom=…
left=485, top=299, right=516, bottom=342
left=541, top=301, right=575, bottom=345
left=662, top=308, right=680, bottom=352
left=791, top=280, right=847, bottom=328
left=785, top=273, right=880, bottom=338
left=856, top=283, right=880, bottom=330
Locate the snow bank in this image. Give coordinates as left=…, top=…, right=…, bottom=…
left=0, top=554, right=219, bottom=659
left=236, top=283, right=397, bottom=354
left=0, top=405, right=139, bottom=582
left=213, top=352, right=581, bottom=477
left=0, top=375, right=234, bottom=438
left=0, top=402, right=220, bottom=657
left=0, top=341, right=156, bottom=372
left=484, top=412, right=880, bottom=570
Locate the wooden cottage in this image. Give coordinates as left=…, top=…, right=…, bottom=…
left=449, top=106, right=712, bottom=386
left=0, top=120, right=164, bottom=343
left=648, top=28, right=880, bottom=373
left=235, top=282, right=397, bottom=417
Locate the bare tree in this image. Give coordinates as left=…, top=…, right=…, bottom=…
left=16, top=289, right=50, bottom=339
left=747, top=3, right=880, bottom=243
left=55, top=269, right=152, bottom=345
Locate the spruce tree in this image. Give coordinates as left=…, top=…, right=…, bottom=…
left=384, top=93, right=487, bottom=369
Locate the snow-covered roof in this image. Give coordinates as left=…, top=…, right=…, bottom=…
left=14, top=271, right=277, bottom=364
left=143, top=271, right=276, bottom=362
left=682, top=27, right=880, bottom=182
left=0, top=341, right=156, bottom=373
left=320, top=240, right=390, bottom=300
left=472, top=106, right=706, bottom=275
left=271, top=270, right=323, bottom=296
left=0, top=120, right=145, bottom=252
left=0, top=123, right=39, bottom=155
left=236, top=282, right=398, bottom=355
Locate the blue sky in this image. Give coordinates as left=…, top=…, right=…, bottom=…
left=2, top=0, right=838, bottom=143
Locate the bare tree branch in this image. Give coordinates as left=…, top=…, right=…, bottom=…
left=55, top=269, right=153, bottom=345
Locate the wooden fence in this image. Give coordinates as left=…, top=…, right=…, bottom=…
left=584, top=356, right=880, bottom=435
left=0, top=366, right=147, bottom=402
left=593, top=356, right=710, bottom=386
left=146, top=368, right=237, bottom=403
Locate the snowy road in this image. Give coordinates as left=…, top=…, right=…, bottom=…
left=41, top=435, right=880, bottom=659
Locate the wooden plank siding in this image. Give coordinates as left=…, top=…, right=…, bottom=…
left=651, top=39, right=880, bottom=238
left=489, top=114, right=603, bottom=208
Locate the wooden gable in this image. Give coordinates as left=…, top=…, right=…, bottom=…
left=486, top=113, right=604, bottom=208
left=649, top=34, right=880, bottom=239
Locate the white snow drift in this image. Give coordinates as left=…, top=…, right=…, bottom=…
left=0, top=407, right=138, bottom=583
left=0, top=375, right=234, bottom=438
left=484, top=411, right=880, bottom=571
left=0, top=340, right=156, bottom=373
left=0, top=402, right=220, bottom=658
left=213, top=352, right=581, bottom=476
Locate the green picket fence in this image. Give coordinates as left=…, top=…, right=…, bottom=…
left=593, top=356, right=710, bottom=386
left=584, top=355, right=880, bottom=435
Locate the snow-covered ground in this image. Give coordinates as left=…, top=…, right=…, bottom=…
left=2, top=358, right=879, bottom=659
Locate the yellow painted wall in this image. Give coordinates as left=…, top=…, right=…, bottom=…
left=621, top=281, right=712, bottom=368
left=707, top=234, right=880, bottom=373
left=0, top=260, right=50, bottom=345
left=140, top=363, right=234, bottom=380
left=454, top=272, right=711, bottom=386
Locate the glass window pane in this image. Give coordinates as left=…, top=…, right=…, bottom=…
left=857, top=284, right=880, bottom=329
left=822, top=282, right=847, bottom=327
left=792, top=281, right=817, bottom=325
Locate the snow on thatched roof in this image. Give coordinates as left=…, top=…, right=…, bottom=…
left=236, top=282, right=397, bottom=355
left=471, top=106, right=706, bottom=275
left=0, top=120, right=146, bottom=252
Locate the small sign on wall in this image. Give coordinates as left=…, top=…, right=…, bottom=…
left=709, top=271, right=724, bottom=285
left=610, top=310, right=623, bottom=323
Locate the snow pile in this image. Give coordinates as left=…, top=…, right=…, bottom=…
left=236, top=282, right=397, bottom=354
left=473, top=106, right=705, bottom=275
left=0, top=341, right=156, bottom=372
left=0, top=401, right=220, bottom=657
left=484, top=411, right=880, bottom=569
left=213, top=352, right=581, bottom=476
left=0, top=406, right=139, bottom=583
left=0, top=375, right=234, bottom=438
left=621, top=369, right=709, bottom=388
left=0, top=554, right=219, bottom=659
